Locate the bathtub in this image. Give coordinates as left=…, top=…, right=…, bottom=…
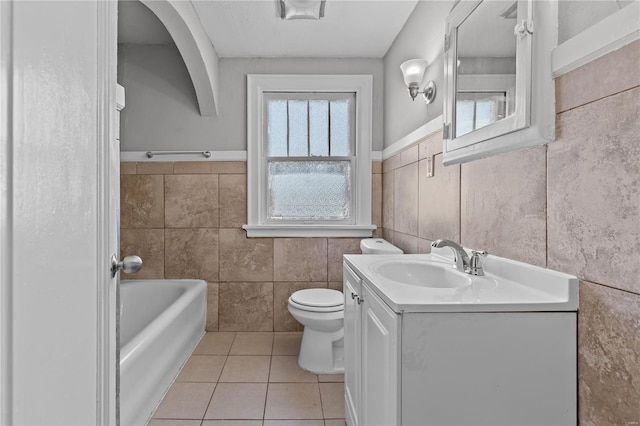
left=120, top=279, right=206, bottom=426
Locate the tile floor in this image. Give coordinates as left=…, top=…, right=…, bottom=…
left=149, top=332, right=346, bottom=426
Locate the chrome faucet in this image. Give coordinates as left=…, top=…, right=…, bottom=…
left=431, top=239, right=487, bottom=276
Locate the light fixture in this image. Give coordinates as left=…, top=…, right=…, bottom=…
left=400, top=59, right=437, bottom=104
left=280, top=0, right=326, bottom=20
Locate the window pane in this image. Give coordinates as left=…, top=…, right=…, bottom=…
left=267, top=100, right=288, bottom=157
left=330, top=100, right=351, bottom=156
left=309, top=100, right=329, bottom=156
left=288, top=100, right=308, bottom=156
left=455, top=100, right=475, bottom=137
left=268, top=161, right=351, bottom=220
left=475, top=100, right=493, bottom=130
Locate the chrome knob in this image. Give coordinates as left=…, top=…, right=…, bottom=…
left=469, top=250, right=488, bottom=276
left=110, top=254, right=143, bottom=278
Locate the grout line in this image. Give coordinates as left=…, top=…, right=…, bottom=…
left=580, top=280, right=640, bottom=298
left=263, top=333, right=274, bottom=420
left=199, top=335, right=232, bottom=422
left=318, top=380, right=326, bottom=421
left=557, top=84, right=640, bottom=115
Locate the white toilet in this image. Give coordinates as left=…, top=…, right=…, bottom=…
left=287, top=238, right=403, bottom=374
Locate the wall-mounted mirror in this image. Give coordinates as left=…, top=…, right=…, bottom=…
left=443, top=0, right=557, bottom=165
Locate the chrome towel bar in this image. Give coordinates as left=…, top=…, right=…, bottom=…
left=145, top=150, right=212, bottom=159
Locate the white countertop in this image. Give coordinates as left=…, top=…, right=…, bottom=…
left=344, top=249, right=579, bottom=314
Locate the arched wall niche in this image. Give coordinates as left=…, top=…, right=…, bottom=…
left=140, top=0, right=219, bottom=116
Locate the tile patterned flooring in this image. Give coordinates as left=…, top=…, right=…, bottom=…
left=149, top=332, right=346, bottom=426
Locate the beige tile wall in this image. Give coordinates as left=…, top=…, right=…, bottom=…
left=120, top=161, right=383, bottom=333
left=382, top=41, right=640, bottom=424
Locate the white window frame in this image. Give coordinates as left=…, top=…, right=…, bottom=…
left=244, top=74, right=375, bottom=238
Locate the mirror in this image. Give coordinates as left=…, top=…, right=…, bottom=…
left=455, top=1, right=516, bottom=138
left=443, top=0, right=557, bottom=165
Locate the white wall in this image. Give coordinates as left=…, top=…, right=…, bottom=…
left=382, top=1, right=454, bottom=147
left=118, top=44, right=384, bottom=151
left=559, top=0, right=635, bottom=43
left=382, top=0, right=636, bottom=149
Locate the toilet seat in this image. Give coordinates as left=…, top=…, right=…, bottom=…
left=289, top=289, right=344, bottom=313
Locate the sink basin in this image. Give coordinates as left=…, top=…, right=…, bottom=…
left=370, top=260, right=472, bottom=289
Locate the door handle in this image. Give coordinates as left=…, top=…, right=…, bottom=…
left=110, top=254, right=143, bottom=278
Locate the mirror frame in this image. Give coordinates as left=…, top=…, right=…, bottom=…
left=443, top=0, right=557, bottom=165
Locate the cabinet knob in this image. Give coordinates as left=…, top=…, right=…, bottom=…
left=357, top=296, right=364, bottom=305
left=351, top=292, right=357, bottom=300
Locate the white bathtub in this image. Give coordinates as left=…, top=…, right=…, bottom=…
left=119, top=279, right=206, bottom=426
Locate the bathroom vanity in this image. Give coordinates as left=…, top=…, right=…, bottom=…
left=342, top=249, right=578, bottom=426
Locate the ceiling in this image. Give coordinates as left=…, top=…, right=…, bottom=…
left=118, top=0, right=420, bottom=58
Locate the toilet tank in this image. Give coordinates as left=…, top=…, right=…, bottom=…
left=360, top=238, right=403, bottom=254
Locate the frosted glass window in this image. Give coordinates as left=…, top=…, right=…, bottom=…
left=475, top=101, right=493, bottom=130
left=265, top=93, right=354, bottom=158
left=456, top=92, right=507, bottom=137
left=267, top=100, right=288, bottom=156
left=261, top=91, right=357, bottom=224
left=456, top=100, right=475, bottom=137
left=288, top=100, right=308, bottom=156
left=268, top=161, right=351, bottom=220
left=330, top=100, right=351, bottom=156
left=309, top=101, right=329, bottom=156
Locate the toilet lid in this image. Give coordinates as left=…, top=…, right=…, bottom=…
left=290, top=288, right=343, bottom=308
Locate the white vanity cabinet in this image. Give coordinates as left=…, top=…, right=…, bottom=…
left=343, top=257, right=577, bottom=426
left=343, top=263, right=400, bottom=426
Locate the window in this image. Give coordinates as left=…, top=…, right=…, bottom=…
left=244, top=75, right=375, bottom=237
left=455, top=92, right=508, bottom=137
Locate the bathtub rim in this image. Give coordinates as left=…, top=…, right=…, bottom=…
left=119, top=279, right=206, bottom=371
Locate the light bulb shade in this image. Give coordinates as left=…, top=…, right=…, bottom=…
left=280, top=0, right=326, bottom=20
left=400, top=59, right=428, bottom=87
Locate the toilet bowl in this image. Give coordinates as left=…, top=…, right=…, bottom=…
left=288, top=288, right=344, bottom=374
left=287, top=238, right=403, bottom=374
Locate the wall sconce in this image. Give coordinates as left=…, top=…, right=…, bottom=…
left=280, top=0, right=326, bottom=20
left=400, top=59, right=437, bottom=105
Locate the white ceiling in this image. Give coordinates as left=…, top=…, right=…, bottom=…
left=119, top=0, right=420, bottom=58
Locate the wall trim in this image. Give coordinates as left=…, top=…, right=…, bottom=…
left=382, top=115, right=443, bottom=161
left=552, top=2, right=640, bottom=77
left=120, top=150, right=248, bottom=162
left=120, top=150, right=383, bottom=163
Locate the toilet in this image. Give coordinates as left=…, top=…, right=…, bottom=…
left=287, top=238, right=403, bottom=374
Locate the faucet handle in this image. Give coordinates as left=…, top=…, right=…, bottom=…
left=469, top=250, right=488, bottom=276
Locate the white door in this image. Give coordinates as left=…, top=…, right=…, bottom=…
left=0, top=1, right=118, bottom=424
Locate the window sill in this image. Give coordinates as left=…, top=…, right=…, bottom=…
left=242, top=224, right=377, bottom=238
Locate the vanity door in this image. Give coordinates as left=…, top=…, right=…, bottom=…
left=360, top=283, right=401, bottom=426
left=343, top=264, right=362, bottom=426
